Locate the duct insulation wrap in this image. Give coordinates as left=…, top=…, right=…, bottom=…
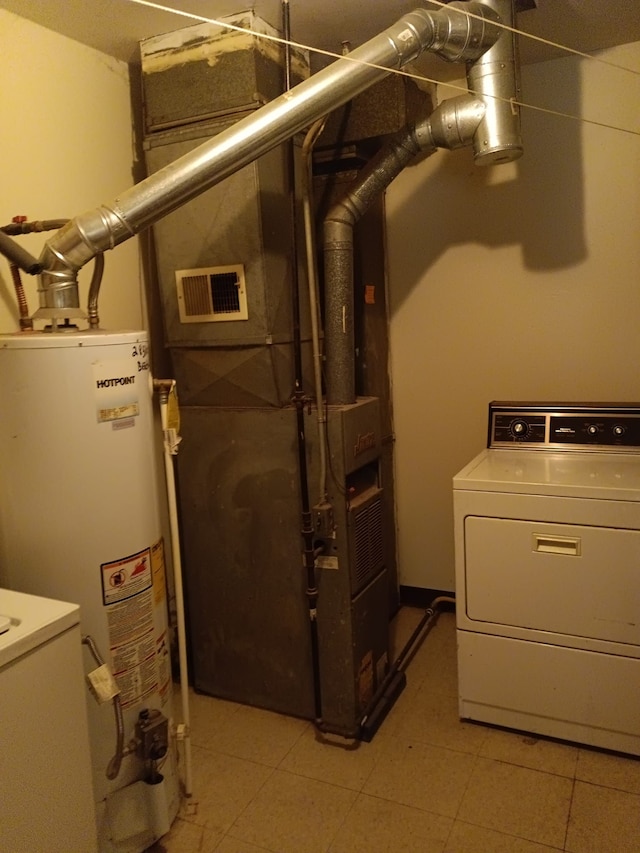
left=0, top=331, right=180, bottom=853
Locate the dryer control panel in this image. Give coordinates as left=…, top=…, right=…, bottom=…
left=489, top=402, right=640, bottom=450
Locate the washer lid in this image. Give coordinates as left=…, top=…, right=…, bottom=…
left=454, top=448, right=640, bottom=501
left=0, top=589, right=79, bottom=668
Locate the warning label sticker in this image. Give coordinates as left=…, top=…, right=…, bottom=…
left=101, top=548, right=152, bottom=606
left=109, top=619, right=158, bottom=710
left=151, top=539, right=166, bottom=606
left=101, top=542, right=170, bottom=709
left=156, top=630, right=171, bottom=704
left=103, top=573, right=159, bottom=709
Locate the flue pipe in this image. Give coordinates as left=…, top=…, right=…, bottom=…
left=34, top=3, right=501, bottom=321
left=323, top=0, right=522, bottom=404
left=324, top=95, right=487, bottom=405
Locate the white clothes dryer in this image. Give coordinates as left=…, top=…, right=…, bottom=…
left=454, top=402, right=640, bottom=756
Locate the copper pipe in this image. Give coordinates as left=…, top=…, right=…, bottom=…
left=9, top=263, right=33, bottom=330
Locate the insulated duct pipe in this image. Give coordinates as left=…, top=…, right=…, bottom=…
left=34, top=2, right=502, bottom=320
left=324, top=95, right=488, bottom=405
left=324, top=0, right=522, bottom=405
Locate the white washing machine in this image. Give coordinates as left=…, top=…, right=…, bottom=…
left=0, top=588, right=98, bottom=852
left=454, top=402, right=640, bottom=756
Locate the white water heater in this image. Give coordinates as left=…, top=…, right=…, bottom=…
left=0, top=330, right=180, bottom=853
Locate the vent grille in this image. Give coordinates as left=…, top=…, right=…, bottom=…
left=175, top=265, right=248, bottom=323
left=353, top=498, right=384, bottom=589
left=182, top=274, right=211, bottom=316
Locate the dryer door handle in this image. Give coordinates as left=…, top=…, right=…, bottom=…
left=533, top=534, right=582, bottom=557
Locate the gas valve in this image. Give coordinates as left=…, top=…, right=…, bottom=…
left=135, top=708, right=169, bottom=762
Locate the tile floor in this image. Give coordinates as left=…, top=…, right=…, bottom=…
left=150, top=609, right=640, bottom=853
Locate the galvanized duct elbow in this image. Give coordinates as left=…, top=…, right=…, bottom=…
left=35, top=2, right=501, bottom=320
left=323, top=0, right=522, bottom=405
left=466, top=0, right=523, bottom=164
left=421, top=95, right=487, bottom=150
left=35, top=206, right=133, bottom=320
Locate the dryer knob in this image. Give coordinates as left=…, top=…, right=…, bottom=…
left=587, top=424, right=599, bottom=436
left=511, top=420, right=528, bottom=437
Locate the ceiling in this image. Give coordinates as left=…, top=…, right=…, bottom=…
left=1, top=0, right=640, bottom=80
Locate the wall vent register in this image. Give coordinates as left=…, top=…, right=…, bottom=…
left=176, top=264, right=248, bottom=323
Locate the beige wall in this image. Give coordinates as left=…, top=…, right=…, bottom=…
left=0, top=10, right=142, bottom=333
left=387, top=44, right=640, bottom=590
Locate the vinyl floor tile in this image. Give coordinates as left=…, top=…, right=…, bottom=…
left=565, top=780, right=640, bottom=853
left=227, top=768, right=357, bottom=853
left=327, top=792, right=452, bottom=853
left=185, top=690, right=241, bottom=749
left=479, top=727, right=579, bottom=778
left=444, top=820, right=564, bottom=853
left=145, top=817, right=221, bottom=853
left=456, top=757, right=573, bottom=848
left=393, top=685, right=488, bottom=755
left=184, top=745, right=272, bottom=833
left=363, top=739, right=476, bottom=818
left=278, top=725, right=380, bottom=791
left=213, top=838, right=275, bottom=853
left=575, top=747, right=640, bottom=795
left=203, top=702, right=309, bottom=767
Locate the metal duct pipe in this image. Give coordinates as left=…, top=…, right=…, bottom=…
left=34, top=3, right=501, bottom=319
left=324, top=127, right=432, bottom=406
left=323, top=1, right=522, bottom=404
left=324, top=95, right=487, bottom=405
left=466, top=0, right=523, bottom=164
left=0, top=230, right=41, bottom=276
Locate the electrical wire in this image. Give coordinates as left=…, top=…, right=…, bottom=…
left=125, top=0, right=640, bottom=137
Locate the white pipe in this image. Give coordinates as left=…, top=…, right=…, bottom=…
left=156, top=381, right=193, bottom=798
left=301, top=117, right=329, bottom=502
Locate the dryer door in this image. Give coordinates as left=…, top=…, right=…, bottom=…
left=464, top=515, right=640, bottom=646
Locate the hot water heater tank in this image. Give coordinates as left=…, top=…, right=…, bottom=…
left=0, top=330, right=180, bottom=853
